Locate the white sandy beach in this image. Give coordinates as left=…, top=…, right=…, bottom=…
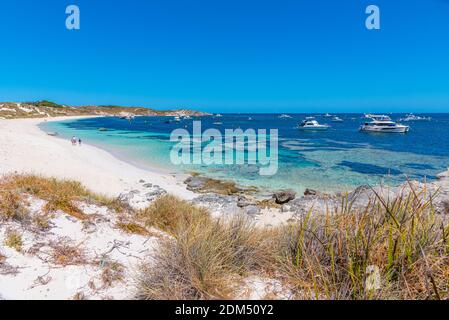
left=0, top=116, right=196, bottom=201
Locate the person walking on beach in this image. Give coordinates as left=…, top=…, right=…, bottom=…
left=71, top=136, right=77, bottom=146
left=78, top=138, right=82, bottom=146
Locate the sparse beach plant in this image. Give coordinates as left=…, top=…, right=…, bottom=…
left=49, top=238, right=87, bottom=266
left=100, top=261, right=125, bottom=289
left=116, top=222, right=151, bottom=236
left=136, top=204, right=273, bottom=300
left=0, top=174, right=129, bottom=219
left=137, top=195, right=210, bottom=235
left=273, top=184, right=449, bottom=300
left=0, top=190, right=29, bottom=222
left=4, top=229, right=23, bottom=252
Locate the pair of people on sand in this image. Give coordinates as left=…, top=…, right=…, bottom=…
left=71, top=136, right=82, bottom=146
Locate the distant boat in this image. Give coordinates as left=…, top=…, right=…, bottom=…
left=331, top=116, right=343, bottom=122
left=248, top=117, right=253, bottom=121
left=323, top=113, right=333, bottom=118
left=399, top=113, right=431, bottom=122
left=119, top=114, right=135, bottom=120
left=213, top=122, right=223, bottom=125
left=215, top=114, right=223, bottom=117
left=98, top=128, right=108, bottom=132
left=363, top=114, right=392, bottom=121
left=279, top=114, right=292, bottom=119
left=173, top=116, right=181, bottom=122
left=360, top=117, right=409, bottom=133
left=299, top=118, right=330, bottom=131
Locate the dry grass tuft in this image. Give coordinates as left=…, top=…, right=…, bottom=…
left=137, top=205, right=273, bottom=300
left=0, top=190, right=30, bottom=222
left=0, top=174, right=129, bottom=220
left=136, top=185, right=449, bottom=300
left=32, top=214, right=51, bottom=230
left=137, top=195, right=210, bottom=235
left=101, top=261, right=125, bottom=288
left=116, top=222, right=151, bottom=236
left=273, top=186, right=449, bottom=300
left=49, top=239, right=87, bottom=266
left=4, top=229, right=23, bottom=252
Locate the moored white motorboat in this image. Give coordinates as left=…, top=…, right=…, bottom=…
left=399, top=113, right=431, bottom=122
left=360, top=117, right=410, bottom=133
left=299, top=118, right=330, bottom=131
left=279, top=114, right=292, bottom=119
left=331, top=116, right=343, bottom=122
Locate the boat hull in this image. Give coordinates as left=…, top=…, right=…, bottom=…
left=299, top=126, right=330, bottom=131
left=360, top=126, right=410, bottom=133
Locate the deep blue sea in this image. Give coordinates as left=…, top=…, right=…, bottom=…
left=39, top=114, right=449, bottom=194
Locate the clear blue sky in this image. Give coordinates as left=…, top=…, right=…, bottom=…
left=0, top=0, right=448, bottom=113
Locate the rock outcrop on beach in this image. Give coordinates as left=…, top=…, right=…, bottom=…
left=184, top=176, right=257, bottom=195
left=117, top=181, right=167, bottom=210
left=272, top=190, right=296, bottom=204
left=0, top=101, right=211, bottom=119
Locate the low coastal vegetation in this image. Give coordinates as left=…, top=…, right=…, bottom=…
left=137, top=185, right=449, bottom=300
left=3, top=229, right=23, bottom=252
left=1, top=174, right=448, bottom=299
left=137, top=200, right=272, bottom=299
left=0, top=100, right=210, bottom=119
left=0, top=174, right=129, bottom=223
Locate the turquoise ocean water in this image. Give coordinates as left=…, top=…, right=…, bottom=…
left=39, top=114, right=449, bottom=194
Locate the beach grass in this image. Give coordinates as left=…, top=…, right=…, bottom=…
left=137, top=186, right=449, bottom=300
left=0, top=190, right=29, bottom=223
left=2, top=173, right=448, bottom=300
left=4, top=229, right=23, bottom=252
left=137, top=195, right=211, bottom=235
left=136, top=206, right=272, bottom=300
left=0, top=174, right=130, bottom=220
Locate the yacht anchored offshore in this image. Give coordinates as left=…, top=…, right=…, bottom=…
left=363, top=114, right=392, bottom=121
left=279, top=114, right=292, bottom=119
left=360, top=116, right=410, bottom=133
left=331, top=116, right=343, bottom=122
left=299, top=117, right=330, bottom=131
left=399, top=113, right=432, bottom=122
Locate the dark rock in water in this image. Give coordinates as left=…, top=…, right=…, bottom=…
left=339, top=161, right=402, bottom=176
left=272, top=190, right=296, bottom=204
left=139, top=179, right=145, bottom=183
left=245, top=205, right=261, bottom=216
left=184, top=176, right=254, bottom=195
